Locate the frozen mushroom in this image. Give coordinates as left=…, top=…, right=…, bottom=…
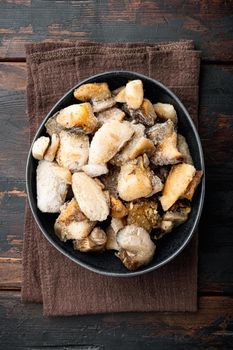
left=32, top=136, right=50, bottom=160
left=74, top=82, right=111, bottom=102
left=116, top=225, right=156, bottom=270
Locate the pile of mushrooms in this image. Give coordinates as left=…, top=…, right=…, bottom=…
left=32, top=79, right=203, bottom=271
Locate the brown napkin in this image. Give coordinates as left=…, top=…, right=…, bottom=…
left=22, top=40, right=200, bottom=316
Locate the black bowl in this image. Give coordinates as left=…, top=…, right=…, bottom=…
left=26, top=71, right=205, bottom=277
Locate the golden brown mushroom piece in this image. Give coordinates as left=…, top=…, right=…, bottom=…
left=56, top=103, right=98, bottom=134
left=54, top=198, right=96, bottom=241
left=110, top=195, right=128, bottom=218
left=117, top=156, right=163, bottom=201
left=73, top=227, right=107, bottom=252
left=116, top=225, right=156, bottom=270
left=160, top=163, right=196, bottom=211
left=127, top=200, right=160, bottom=233
left=74, top=82, right=111, bottom=102
left=182, top=170, right=203, bottom=201
left=123, top=98, right=156, bottom=126
left=177, top=134, right=193, bottom=165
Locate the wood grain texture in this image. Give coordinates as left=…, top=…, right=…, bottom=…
left=0, top=292, right=232, bottom=349
left=0, top=62, right=233, bottom=294
left=0, top=0, right=233, bottom=60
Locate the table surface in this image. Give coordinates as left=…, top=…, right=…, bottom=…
left=0, top=1, right=233, bottom=349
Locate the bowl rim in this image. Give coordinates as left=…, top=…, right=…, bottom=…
left=26, top=70, right=205, bottom=277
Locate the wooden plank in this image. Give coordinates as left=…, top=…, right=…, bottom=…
left=0, top=292, right=232, bottom=349
left=0, top=0, right=233, bottom=61
left=0, top=62, right=233, bottom=293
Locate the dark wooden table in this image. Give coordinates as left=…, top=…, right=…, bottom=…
left=0, top=1, right=233, bottom=349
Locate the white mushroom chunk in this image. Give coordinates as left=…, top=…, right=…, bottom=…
left=32, top=136, right=50, bottom=160
left=72, top=172, right=110, bottom=221
left=97, top=107, right=125, bottom=126
left=88, top=120, right=134, bottom=164
left=54, top=198, right=96, bottom=241
left=44, top=133, right=60, bottom=162
left=92, top=97, right=116, bottom=113
left=153, top=103, right=178, bottom=123
left=56, top=130, right=89, bottom=172
left=56, top=103, right=98, bottom=134
left=113, top=86, right=126, bottom=103
left=116, top=225, right=156, bottom=270
left=177, top=134, right=193, bottom=165
left=74, top=82, right=111, bottom=102
left=82, top=163, right=108, bottom=177
left=117, top=157, right=153, bottom=201
left=106, top=218, right=125, bottom=250
left=160, top=163, right=196, bottom=211
left=125, top=80, right=143, bottom=109
left=36, top=160, right=71, bottom=213
left=74, top=227, right=107, bottom=252
left=111, top=123, right=155, bottom=166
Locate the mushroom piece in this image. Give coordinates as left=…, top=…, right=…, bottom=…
left=74, top=82, right=111, bottom=102
left=182, top=170, right=203, bottom=201
left=36, top=160, right=71, bottom=213
left=111, top=123, right=155, bottom=166
left=177, top=134, right=193, bottom=165
left=72, top=172, right=110, bottom=221
left=150, top=131, right=183, bottom=166
left=88, top=120, right=134, bottom=164
left=44, top=133, right=60, bottom=162
left=127, top=200, right=160, bottom=233
left=96, top=107, right=125, bottom=126
left=153, top=103, right=178, bottom=124
left=32, top=136, right=50, bottom=160
left=82, top=163, right=108, bottom=177
left=116, top=225, right=156, bottom=270
left=45, top=112, right=64, bottom=136
left=92, top=97, right=116, bottom=113
left=147, top=119, right=174, bottom=145
left=110, top=195, right=128, bottom=218
left=100, top=165, right=120, bottom=197
left=56, top=130, right=89, bottom=172
left=113, top=86, right=126, bottom=103
left=56, top=103, right=98, bottom=134
left=125, top=99, right=156, bottom=126
left=74, top=227, right=107, bottom=252
left=54, top=198, right=96, bottom=241
left=117, top=156, right=162, bottom=201
left=106, top=218, right=125, bottom=250
left=147, top=120, right=183, bottom=166
left=155, top=201, right=191, bottom=239
left=160, top=163, right=196, bottom=211
left=125, top=80, right=144, bottom=109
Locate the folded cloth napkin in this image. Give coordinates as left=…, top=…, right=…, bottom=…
left=22, top=40, right=201, bottom=316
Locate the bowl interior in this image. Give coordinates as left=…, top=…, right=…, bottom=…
left=27, top=71, right=204, bottom=276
